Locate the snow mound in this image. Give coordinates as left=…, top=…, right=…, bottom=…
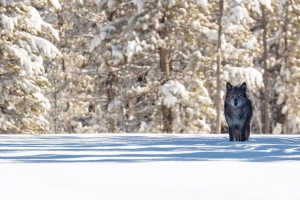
left=162, top=80, right=187, bottom=108
left=223, top=65, right=263, bottom=90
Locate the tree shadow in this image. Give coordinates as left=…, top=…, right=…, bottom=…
left=1, top=134, right=300, bottom=163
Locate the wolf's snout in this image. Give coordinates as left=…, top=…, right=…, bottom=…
left=234, top=99, right=238, bottom=106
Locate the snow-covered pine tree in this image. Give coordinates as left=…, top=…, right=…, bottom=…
left=43, top=0, right=107, bottom=133
left=273, top=0, right=300, bottom=133
left=91, top=0, right=216, bottom=133
left=221, top=0, right=263, bottom=86
left=0, top=0, right=61, bottom=133
left=217, top=0, right=266, bottom=133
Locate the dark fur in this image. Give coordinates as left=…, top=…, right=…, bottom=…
left=224, top=82, right=253, bottom=141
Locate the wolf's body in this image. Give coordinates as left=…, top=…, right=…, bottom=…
left=224, top=82, right=253, bottom=141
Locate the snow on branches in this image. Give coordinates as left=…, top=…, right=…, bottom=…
left=0, top=0, right=61, bottom=133
left=162, top=80, right=187, bottom=108
left=223, top=65, right=263, bottom=90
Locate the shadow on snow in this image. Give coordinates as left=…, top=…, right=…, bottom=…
left=1, top=134, right=300, bottom=163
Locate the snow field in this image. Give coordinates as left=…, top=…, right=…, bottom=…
left=1, top=134, right=300, bottom=200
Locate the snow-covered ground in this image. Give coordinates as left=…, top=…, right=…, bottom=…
left=1, top=134, right=300, bottom=200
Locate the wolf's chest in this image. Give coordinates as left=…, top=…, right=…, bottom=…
left=225, top=106, right=247, bottom=124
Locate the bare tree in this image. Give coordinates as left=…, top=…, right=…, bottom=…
left=216, top=0, right=223, bottom=134
left=159, top=13, right=172, bottom=133
left=261, top=5, right=270, bottom=133
left=283, top=1, right=290, bottom=134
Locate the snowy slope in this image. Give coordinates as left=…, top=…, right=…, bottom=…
left=1, top=134, right=300, bottom=200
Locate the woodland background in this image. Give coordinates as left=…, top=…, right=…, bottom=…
left=0, top=0, right=299, bottom=134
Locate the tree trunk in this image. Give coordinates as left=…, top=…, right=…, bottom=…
left=161, top=105, right=173, bottom=133
left=249, top=92, right=263, bottom=134
left=54, top=66, right=57, bottom=134
left=160, top=49, right=172, bottom=133
left=159, top=12, right=172, bottom=133
left=54, top=10, right=64, bottom=134
left=262, top=5, right=270, bottom=133
left=276, top=103, right=285, bottom=129
left=160, top=47, right=170, bottom=80
left=283, top=1, right=290, bottom=134
left=106, top=12, right=118, bottom=133
left=216, top=0, right=223, bottom=134
left=107, top=72, right=117, bottom=133
left=285, top=111, right=289, bottom=134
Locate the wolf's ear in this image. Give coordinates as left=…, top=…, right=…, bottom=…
left=226, top=82, right=233, bottom=92
left=240, top=82, right=247, bottom=92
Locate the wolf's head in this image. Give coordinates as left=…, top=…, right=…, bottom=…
left=225, top=82, right=248, bottom=108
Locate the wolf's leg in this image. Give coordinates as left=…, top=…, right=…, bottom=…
left=241, top=126, right=246, bottom=142
left=235, top=129, right=241, bottom=141
left=246, top=121, right=251, bottom=141
left=229, top=126, right=235, bottom=141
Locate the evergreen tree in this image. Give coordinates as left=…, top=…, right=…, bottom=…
left=211, top=0, right=263, bottom=132
left=91, top=0, right=216, bottom=133
left=273, top=0, right=300, bottom=133
left=44, top=0, right=105, bottom=133
left=0, top=0, right=61, bottom=133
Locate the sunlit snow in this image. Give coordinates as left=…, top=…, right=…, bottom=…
left=127, top=40, right=142, bottom=62
left=229, top=5, right=248, bottom=24
left=195, top=0, right=207, bottom=8
left=162, top=80, right=187, bottom=108
left=223, top=64, right=263, bottom=90
left=49, top=0, right=61, bottom=10
left=1, top=134, right=300, bottom=200
left=1, top=14, right=17, bottom=32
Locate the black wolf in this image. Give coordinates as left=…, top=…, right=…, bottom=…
left=224, top=82, right=253, bottom=141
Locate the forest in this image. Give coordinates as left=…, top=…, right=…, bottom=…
left=0, top=0, right=299, bottom=134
